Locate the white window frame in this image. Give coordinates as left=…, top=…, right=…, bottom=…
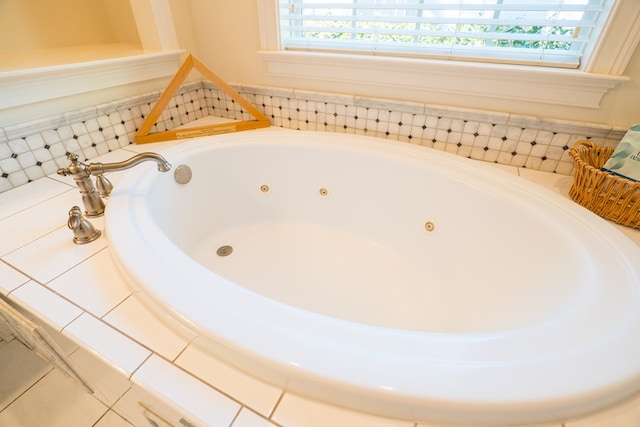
left=257, top=0, right=640, bottom=109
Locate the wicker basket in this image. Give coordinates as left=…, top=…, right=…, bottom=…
left=568, top=140, right=640, bottom=229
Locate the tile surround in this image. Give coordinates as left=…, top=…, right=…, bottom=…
left=0, top=81, right=628, bottom=194
left=9, top=281, right=83, bottom=331
left=3, top=222, right=107, bottom=283
left=102, top=295, right=189, bottom=361
left=63, top=313, right=152, bottom=377
left=272, top=393, right=413, bottom=427
left=232, top=408, right=279, bottom=427
left=175, top=343, right=283, bottom=418
left=46, top=249, right=132, bottom=318
left=0, top=262, right=29, bottom=295
left=0, top=189, right=78, bottom=256
left=132, top=355, right=242, bottom=426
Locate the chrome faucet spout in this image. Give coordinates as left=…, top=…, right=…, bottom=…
left=87, top=152, right=172, bottom=175
left=57, top=152, right=171, bottom=217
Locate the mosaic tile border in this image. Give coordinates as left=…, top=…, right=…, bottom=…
left=0, top=80, right=628, bottom=194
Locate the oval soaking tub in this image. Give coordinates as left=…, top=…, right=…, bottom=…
left=106, top=128, right=640, bottom=425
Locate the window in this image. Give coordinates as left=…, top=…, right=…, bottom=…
left=257, top=0, right=640, bottom=108
left=278, top=0, right=609, bottom=69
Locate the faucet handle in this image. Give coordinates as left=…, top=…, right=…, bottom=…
left=67, top=206, right=101, bottom=244
left=95, top=174, right=113, bottom=197
left=57, top=153, right=82, bottom=176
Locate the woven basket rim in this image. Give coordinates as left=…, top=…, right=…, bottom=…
left=569, top=140, right=640, bottom=187
left=568, top=140, right=640, bottom=229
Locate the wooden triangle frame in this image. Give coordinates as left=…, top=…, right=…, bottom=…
left=135, top=54, right=270, bottom=144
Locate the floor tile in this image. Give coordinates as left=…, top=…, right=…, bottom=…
left=0, top=368, right=107, bottom=427
left=93, top=410, right=135, bottom=427
left=0, top=339, right=52, bottom=411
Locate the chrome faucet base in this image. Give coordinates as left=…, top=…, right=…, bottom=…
left=58, top=152, right=171, bottom=217
left=68, top=206, right=101, bottom=244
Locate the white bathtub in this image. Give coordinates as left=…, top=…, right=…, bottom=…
left=106, top=128, right=640, bottom=425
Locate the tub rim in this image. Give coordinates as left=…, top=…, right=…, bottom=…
left=105, top=128, right=640, bottom=425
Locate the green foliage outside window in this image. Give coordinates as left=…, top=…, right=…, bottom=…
left=296, top=18, right=575, bottom=50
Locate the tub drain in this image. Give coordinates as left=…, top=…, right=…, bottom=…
left=216, top=245, right=233, bottom=256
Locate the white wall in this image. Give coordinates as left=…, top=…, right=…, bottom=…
left=0, top=0, right=150, bottom=55
left=183, top=0, right=640, bottom=128
left=0, top=0, right=188, bottom=127
left=1, top=0, right=637, bottom=128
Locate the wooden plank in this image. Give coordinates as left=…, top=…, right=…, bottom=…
left=135, top=54, right=269, bottom=144
left=135, top=119, right=270, bottom=144
left=136, top=55, right=195, bottom=140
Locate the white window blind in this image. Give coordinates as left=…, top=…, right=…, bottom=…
left=278, top=0, right=610, bottom=68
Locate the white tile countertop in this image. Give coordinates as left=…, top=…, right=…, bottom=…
left=2, top=125, right=640, bottom=427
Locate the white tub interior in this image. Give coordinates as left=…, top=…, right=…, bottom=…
left=148, top=133, right=593, bottom=334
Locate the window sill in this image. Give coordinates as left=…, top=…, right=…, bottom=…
left=259, top=51, right=628, bottom=109
left=0, top=48, right=184, bottom=111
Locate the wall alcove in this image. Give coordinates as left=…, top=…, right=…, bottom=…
left=0, top=0, right=185, bottom=124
